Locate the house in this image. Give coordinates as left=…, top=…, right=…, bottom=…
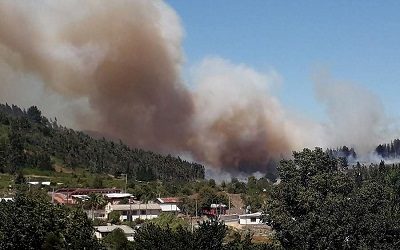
left=155, top=197, right=181, bottom=213
left=51, top=188, right=123, bottom=204
left=94, top=225, right=135, bottom=241
left=104, top=193, right=134, bottom=204
left=202, top=203, right=227, bottom=217
left=28, top=181, right=50, bottom=186
left=105, top=202, right=162, bottom=221
left=86, top=209, right=108, bottom=220
left=239, top=212, right=263, bottom=225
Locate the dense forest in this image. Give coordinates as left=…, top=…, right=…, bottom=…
left=376, top=139, right=400, bottom=159
left=266, top=148, right=400, bottom=249
left=0, top=103, right=204, bottom=181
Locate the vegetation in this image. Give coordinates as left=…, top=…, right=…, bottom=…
left=376, top=138, right=400, bottom=159
left=149, top=213, right=189, bottom=231
left=265, top=148, right=400, bottom=249
left=0, top=190, right=103, bottom=249
left=102, top=228, right=131, bottom=250
left=0, top=103, right=204, bottom=182
left=133, top=219, right=275, bottom=250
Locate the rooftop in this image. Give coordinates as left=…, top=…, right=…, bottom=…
left=210, top=203, right=227, bottom=208
left=156, top=197, right=181, bottom=204
left=239, top=212, right=263, bottom=219
left=55, top=188, right=122, bottom=195
left=95, top=225, right=135, bottom=234
left=105, top=193, right=133, bottom=199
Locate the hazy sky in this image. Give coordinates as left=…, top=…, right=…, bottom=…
left=167, top=0, right=400, bottom=122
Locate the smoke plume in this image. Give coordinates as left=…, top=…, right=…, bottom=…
left=0, top=0, right=392, bottom=175
left=314, top=71, right=390, bottom=157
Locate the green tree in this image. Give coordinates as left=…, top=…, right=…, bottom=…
left=41, top=232, right=65, bottom=250
left=265, top=148, right=400, bottom=249
left=150, top=213, right=189, bottom=231
left=102, top=228, right=129, bottom=250
left=85, top=193, right=107, bottom=220
left=194, top=219, right=226, bottom=249
left=108, top=211, right=122, bottom=224
left=0, top=191, right=103, bottom=249
left=133, top=219, right=227, bottom=250
left=27, top=106, right=42, bottom=124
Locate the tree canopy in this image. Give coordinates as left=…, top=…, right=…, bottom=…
left=265, top=148, right=400, bottom=249
left=0, top=191, right=103, bottom=249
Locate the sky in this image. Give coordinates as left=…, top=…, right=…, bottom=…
left=167, top=0, right=400, bottom=122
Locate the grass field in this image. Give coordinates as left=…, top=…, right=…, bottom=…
left=0, top=166, right=127, bottom=196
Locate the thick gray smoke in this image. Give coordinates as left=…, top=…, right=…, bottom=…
left=0, top=0, right=392, bottom=175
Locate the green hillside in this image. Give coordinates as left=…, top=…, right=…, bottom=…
left=0, top=103, right=204, bottom=182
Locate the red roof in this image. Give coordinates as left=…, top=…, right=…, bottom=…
left=157, top=197, right=181, bottom=203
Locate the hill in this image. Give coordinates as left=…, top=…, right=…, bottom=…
left=0, top=103, right=204, bottom=182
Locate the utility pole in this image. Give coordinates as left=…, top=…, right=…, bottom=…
left=228, top=195, right=231, bottom=215
left=129, top=195, right=132, bottom=222
left=195, top=199, right=198, bottom=218
left=125, top=174, right=127, bottom=193
left=121, top=174, right=127, bottom=193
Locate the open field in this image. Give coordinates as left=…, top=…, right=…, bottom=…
left=0, top=167, right=127, bottom=195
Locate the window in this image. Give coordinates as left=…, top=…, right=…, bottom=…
left=131, top=210, right=138, bottom=215
left=140, top=210, right=146, bottom=215
left=250, top=217, right=256, bottom=223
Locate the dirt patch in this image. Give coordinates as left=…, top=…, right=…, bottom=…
left=54, top=164, right=73, bottom=174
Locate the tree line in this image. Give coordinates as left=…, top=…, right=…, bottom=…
left=376, top=139, right=400, bottom=159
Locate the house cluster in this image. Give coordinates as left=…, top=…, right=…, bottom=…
left=45, top=187, right=265, bottom=241
left=50, top=188, right=182, bottom=221
left=49, top=187, right=264, bottom=225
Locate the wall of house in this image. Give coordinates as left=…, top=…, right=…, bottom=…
left=239, top=217, right=261, bottom=225
left=119, top=209, right=161, bottom=221
left=95, top=231, right=103, bottom=240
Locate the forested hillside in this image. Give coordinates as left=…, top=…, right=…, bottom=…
left=0, top=103, right=204, bottom=181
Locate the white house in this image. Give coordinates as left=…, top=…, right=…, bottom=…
left=94, top=225, right=135, bottom=241
left=105, top=203, right=162, bottom=221
left=155, top=197, right=181, bottom=213
left=0, top=197, right=13, bottom=202
left=239, top=212, right=263, bottom=225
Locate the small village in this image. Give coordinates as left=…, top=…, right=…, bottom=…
left=56, top=186, right=270, bottom=243
left=1, top=180, right=272, bottom=244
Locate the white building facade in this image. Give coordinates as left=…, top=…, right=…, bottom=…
left=239, top=212, right=263, bottom=225
left=105, top=203, right=162, bottom=221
